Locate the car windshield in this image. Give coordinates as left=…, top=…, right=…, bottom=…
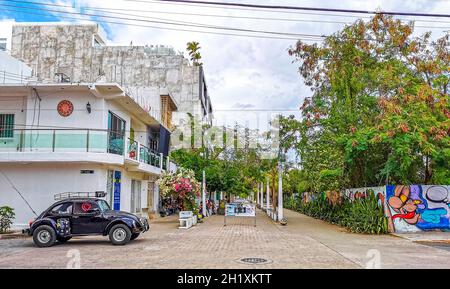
left=97, top=200, right=110, bottom=212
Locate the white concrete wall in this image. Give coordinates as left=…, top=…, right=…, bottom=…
left=0, top=163, right=108, bottom=227
left=0, top=163, right=151, bottom=227
left=0, top=21, right=14, bottom=51
left=24, top=88, right=106, bottom=130
left=0, top=51, right=32, bottom=83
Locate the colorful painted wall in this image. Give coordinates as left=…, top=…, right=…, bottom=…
left=385, top=185, right=450, bottom=233
left=299, top=185, right=450, bottom=233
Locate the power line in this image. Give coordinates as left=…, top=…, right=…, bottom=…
left=0, top=7, right=314, bottom=41
left=81, top=5, right=450, bottom=29
left=145, top=0, right=450, bottom=18
left=124, top=0, right=450, bottom=22
left=0, top=2, right=326, bottom=39
left=8, top=0, right=450, bottom=25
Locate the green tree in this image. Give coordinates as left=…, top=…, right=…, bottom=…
left=286, top=14, right=449, bottom=190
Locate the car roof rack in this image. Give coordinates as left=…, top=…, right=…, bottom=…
left=54, top=191, right=107, bottom=201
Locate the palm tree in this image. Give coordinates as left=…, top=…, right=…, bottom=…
left=186, top=41, right=203, bottom=66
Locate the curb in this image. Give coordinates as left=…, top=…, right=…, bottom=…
left=0, top=232, right=30, bottom=240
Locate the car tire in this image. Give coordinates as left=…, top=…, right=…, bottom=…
left=109, top=224, right=131, bottom=245
left=130, top=233, right=140, bottom=240
left=33, top=225, right=57, bottom=248
left=57, top=236, right=72, bottom=243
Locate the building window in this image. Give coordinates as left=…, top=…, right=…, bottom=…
left=0, top=114, right=14, bottom=138
left=0, top=38, right=6, bottom=51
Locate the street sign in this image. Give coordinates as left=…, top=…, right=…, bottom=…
left=224, top=202, right=256, bottom=226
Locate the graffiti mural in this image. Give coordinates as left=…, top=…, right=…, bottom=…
left=324, top=191, right=343, bottom=206
left=385, top=185, right=450, bottom=233
left=301, top=192, right=316, bottom=203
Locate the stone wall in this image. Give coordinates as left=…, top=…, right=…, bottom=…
left=10, top=24, right=207, bottom=119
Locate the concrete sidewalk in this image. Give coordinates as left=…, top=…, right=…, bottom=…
left=280, top=209, right=450, bottom=268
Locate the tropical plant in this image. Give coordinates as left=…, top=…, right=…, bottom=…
left=186, top=41, right=202, bottom=66
left=0, top=206, right=15, bottom=233
left=288, top=192, right=388, bottom=234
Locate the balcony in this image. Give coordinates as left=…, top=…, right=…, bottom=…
left=125, top=137, right=177, bottom=174
left=0, top=129, right=177, bottom=173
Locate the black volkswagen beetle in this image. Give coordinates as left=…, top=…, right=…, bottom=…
left=23, top=192, right=149, bottom=247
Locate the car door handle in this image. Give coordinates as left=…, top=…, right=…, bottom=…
left=72, top=216, right=79, bottom=219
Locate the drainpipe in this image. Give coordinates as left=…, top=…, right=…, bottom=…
left=159, top=153, right=163, bottom=170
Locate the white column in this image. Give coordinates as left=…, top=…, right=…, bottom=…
left=278, top=166, right=284, bottom=221
left=153, top=182, right=159, bottom=213
left=256, top=182, right=260, bottom=205
left=260, top=182, right=263, bottom=207
left=202, top=170, right=206, bottom=216
left=266, top=177, right=270, bottom=210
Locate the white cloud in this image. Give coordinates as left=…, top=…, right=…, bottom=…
left=27, top=0, right=450, bottom=126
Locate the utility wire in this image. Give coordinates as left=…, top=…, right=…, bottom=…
left=0, top=2, right=326, bottom=39
left=7, top=0, right=450, bottom=25
left=144, top=0, right=450, bottom=18
left=123, top=0, right=450, bottom=21
left=0, top=7, right=312, bottom=41
left=80, top=5, right=450, bottom=29
left=0, top=170, right=38, bottom=217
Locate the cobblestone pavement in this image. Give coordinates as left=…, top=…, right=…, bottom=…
left=1, top=209, right=450, bottom=268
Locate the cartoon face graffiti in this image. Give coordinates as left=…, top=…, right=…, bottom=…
left=388, top=185, right=421, bottom=225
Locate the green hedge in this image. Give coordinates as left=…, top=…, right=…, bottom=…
left=285, top=193, right=388, bottom=234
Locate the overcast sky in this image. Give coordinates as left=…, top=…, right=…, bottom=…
left=1, top=0, right=449, bottom=129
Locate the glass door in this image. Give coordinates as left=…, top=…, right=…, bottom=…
left=108, top=111, right=125, bottom=155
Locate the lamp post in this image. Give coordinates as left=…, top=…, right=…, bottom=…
left=266, top=176, right=270, bottom=211
left=200, top=151, right=207, bottom=217
left=202, top=170, right=206, bottom=217
left=260, top=181, right=263, bottom=208
left=256, top=182, right=260, bottom=205
left=278, top=161, right=284, bottom=221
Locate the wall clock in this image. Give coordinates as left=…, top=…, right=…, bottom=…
left=57, top=100, right=74, bottom=117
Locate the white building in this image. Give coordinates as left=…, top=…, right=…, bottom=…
left=0, top=51, right=32, bottom=84
left=0, top=21, right=213, bottom=128
left=0, top=82, right=177, bottom=227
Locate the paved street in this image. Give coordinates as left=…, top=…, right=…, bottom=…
left=2, top=209, right=450, bottom=269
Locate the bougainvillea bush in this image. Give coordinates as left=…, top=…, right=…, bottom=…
left=157, top=167, right=201, bottom=214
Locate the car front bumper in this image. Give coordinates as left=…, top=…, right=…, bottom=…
left=22, top=228, right=31, bottom=236
left=133, top=218, right=149, bottom=233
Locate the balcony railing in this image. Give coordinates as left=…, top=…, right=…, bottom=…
left=0, top=128, right=177, bottom=171
left=0, top=128, right=124, bottom=155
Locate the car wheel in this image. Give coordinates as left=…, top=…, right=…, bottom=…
left=109, top=224, right=131, bottom=245
left=33, top=225, right=56, bottom=248
left=57, top=236, right=72, bottom=243
left=130, top=233, right=140, bottom=240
